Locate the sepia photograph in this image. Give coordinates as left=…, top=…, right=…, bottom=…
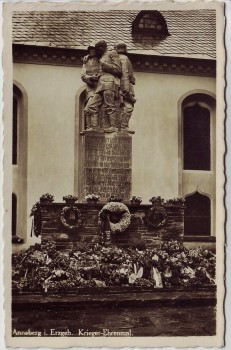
left=3, top=1, right=226, bottom=348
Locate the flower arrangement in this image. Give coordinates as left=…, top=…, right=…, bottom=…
left=130, top=196, right=142, bottom=204
left=99, top=202, right=131, bottom=233
left=148, top=196, right=185, bottom=206
left=12, top=240, right=216, bottom=292
left=60, top=206, right=83, bottom=230
left=30, top=201, right=42, bottom=237
left=149, top=196, right=165, bottom=205
left=85, top=194, right=100, bottom=202
left=146, top=206, right=167, bottom=229
left=166, top=198, right=186, bottom=206
left=63, top=195, right=78, bottom=203
left=39, top=193, right=54, bottom=203
left=30, top=201, right=40, bottom=217
left=108, top=195, right=123, bottom=202
left=161, top=240, right=183, bottom=253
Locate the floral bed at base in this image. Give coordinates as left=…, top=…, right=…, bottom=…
left=12, top=241, right=215, bottom=293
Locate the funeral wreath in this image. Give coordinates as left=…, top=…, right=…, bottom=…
left=60, top=206, right=83, bottom=231
left=99, top=202, right=131, bottom=233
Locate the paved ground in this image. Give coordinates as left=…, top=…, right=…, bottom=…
left=12, top=304, right=216, bottom=337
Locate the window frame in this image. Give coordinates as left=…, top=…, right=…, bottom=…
left=132, top=10, right=170, bottom=37
left=184, top=191, right=211, bottom=237
left=12, top=82, right=28, bottom=242
left=12, top=96, right=19, bottom=165
left=182, top=101, right=212, bottom=171
left=178, top=91, right=216, bottom=237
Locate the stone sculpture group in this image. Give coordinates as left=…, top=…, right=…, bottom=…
left=81, top=40, right=136, bottom=132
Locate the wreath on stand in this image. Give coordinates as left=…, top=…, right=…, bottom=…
left=146, top=206, right=167, bottom=229
left=60, top=206, right=83, bottom=231
left=30, top=202, right=42, bottom=237
left=99, top=202, right=131, bottom=234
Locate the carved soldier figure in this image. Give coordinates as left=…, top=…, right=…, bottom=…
left=114, top=41, right=136, bottom=131
left=85, top=40, right=122, bottom=132
left=81, top=42, right=100, bottom=130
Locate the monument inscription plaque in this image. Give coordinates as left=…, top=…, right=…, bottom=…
left=79, top=132, right=132, bottom=201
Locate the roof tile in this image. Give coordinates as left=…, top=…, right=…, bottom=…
left=12, top=10, right=216, bottom=59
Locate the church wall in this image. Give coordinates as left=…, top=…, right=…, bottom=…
left=13, top=62, right=216, bottom=250
left=13, top=63, right=81, bottom=250
left=130, top=72, right=215, bottom=201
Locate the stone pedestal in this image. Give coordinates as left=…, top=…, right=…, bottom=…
left=79, top=131, right=132, bottom=201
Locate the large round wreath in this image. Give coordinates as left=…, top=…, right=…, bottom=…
left=99, top=202, right=131, bottom=233
left=60, top=206, right=83, bottom=231
left=146, top=206, right=167, bottom=229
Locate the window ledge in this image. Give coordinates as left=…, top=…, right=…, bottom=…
left=12, top=235, right=24, bottom=244
left=183, top=236, right=216, bottom=242
left=182, top=170, right=213, bottom=174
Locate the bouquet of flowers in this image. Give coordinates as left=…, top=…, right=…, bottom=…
left=63, top=195, right=78, bottom=203
left=85, top=194, right=100, bottom=201
left=166, top=197, right=185, bottom=206
left=39, top=193, right=54, bottom=203
left=149, top=196, right=165, bottom=205
left=30, top=201, right=40, bottom=217
left=108, top=195, right=123, bottom=202
left=130, top=196, right=142, bottom=204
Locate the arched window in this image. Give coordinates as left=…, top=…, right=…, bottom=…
left=132, top=11, right=170, bottom=36
left=74, top=86, right=87, bottom=197
left=12, top=82, right=28, bottom=243
left=184, top=191, right=211, bottom=236
left=183, top=103, right=210, bottom=170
